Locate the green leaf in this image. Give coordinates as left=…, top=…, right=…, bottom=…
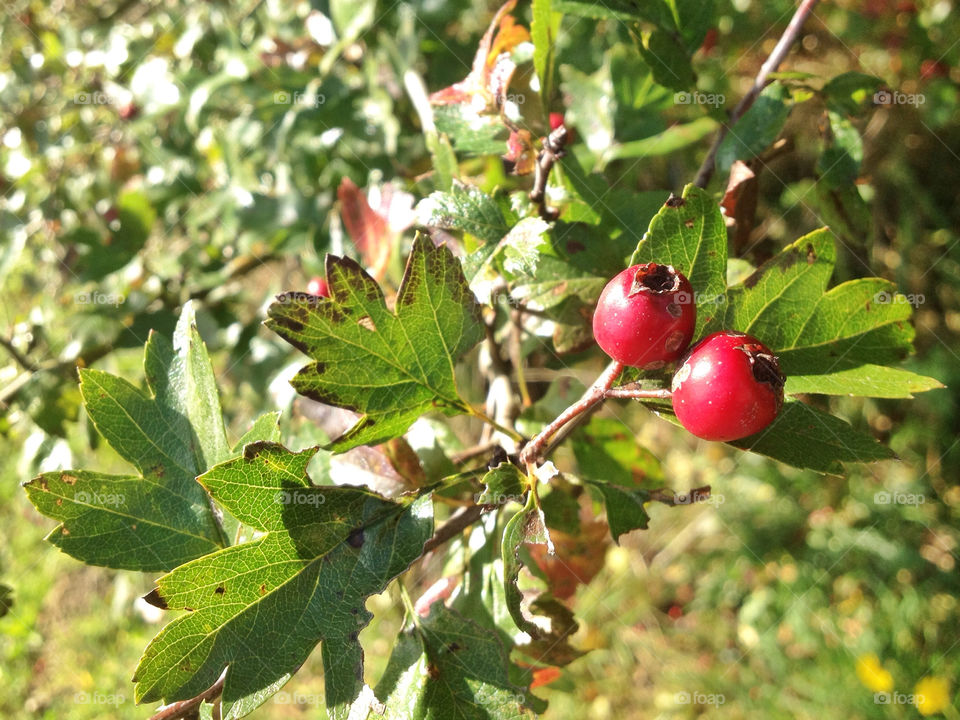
left=499, top=217, right=553, bottom=277
left=425, top=131, right=458, bottom=192
left=822, top=72, right=884, bottom=115
left=560, top=64, right=615, bottom=154
left=478, top=462, right=527, bottom=505
left=727, top=401, right=895, bottom=474
left=500, top=494, right=583, bottom=667
left=23, top=304, right=228, bottom=571
left=146, top=301, right=232, bottom=469
left=637, top=29, right=696, bottom=92
left=716, top=82, right=791, bottom=174
left=785, top=364, right=944, bottom=398
left=812, top=181, right=871, bottom=248
left=630, top=184, right=729, bottom=336
left=573, top=417, right=664, bottom=485
left=669, top=0, right=716, bottom=53
left=502, top=493, right=551, bottom=639
left=416, top=182, right=510, bottom=245
left=724, top=228, right=915, bottom=374
left=554, top=0, right=668, bottom=23
left=266, top=235, right=484, bottom=452
left=70, top=190, right=157, bottom=280
left=584, top=480, right=651, bottom=543
left=133, top=443, right=434, bottom=719
left=434, top=105, right=508, bottom=156
left=601, top=116, right=719, bottom=166
left=376, top=605, right=541, bottom=719
left=532, top=0, right=562, bottom=109
left=232, top=411, right=282, bottom=452
left=24, top=469, right=223, bottom=571
left=818, top=110, right=863, bottom=188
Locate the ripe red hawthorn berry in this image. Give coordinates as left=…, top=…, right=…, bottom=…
left=592, top=263, right=696, bottom=369
left=306, top=276, right=329, bottom=298
left=671, top=331, right=785, bottom=442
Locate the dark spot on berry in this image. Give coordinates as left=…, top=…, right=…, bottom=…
left=664, top=330, right=686, bottom=352
left=631, top=263, right=680, bottom=295
left=750, top=352, right=786, bottom=394
left=666, top=302, right=683, bottom=318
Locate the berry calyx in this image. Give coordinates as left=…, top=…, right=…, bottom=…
left=671, top=331, right=785, bottom=442
left=592, top=263, right=696, bottom=369
left=306, top=276, right=329, bottom=298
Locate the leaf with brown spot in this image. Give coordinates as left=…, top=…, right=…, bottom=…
left=630, top=184, right=728, bottom=336
left=22, top=302, right=238, bottom=571
left=266, top=234, right=484, bottom=452
left=134, top=444, right=433, bottom=720
left=376, top=604, right=544, bottom=718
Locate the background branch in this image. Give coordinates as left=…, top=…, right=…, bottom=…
left=693, top=0, right=820, bottom=188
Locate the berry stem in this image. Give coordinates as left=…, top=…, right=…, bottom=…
left=604, top=385, right=672, bottom=400
left=520, top=360, right=624, bottom=466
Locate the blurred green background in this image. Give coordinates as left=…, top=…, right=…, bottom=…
left=1, top=0, right=958, bottom=717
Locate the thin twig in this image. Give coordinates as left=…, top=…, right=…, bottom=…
left=693, top=0, right=820, bottom=189
left=648, top=485, right=712, bottom=506
left=148, top=674, right=226, bottom=720
left=449, top=440, right=502, bottom=465
left=537, top=384, right=671, bottom=458
left=0, top=336, right=36, bottom=372
left=519, top=360, right=623, bottom=466
left=529, top=125, right=569, bottom=220
left=509, top=308, right=533, bottom=408
left=421, top=504, right=489, bottom=555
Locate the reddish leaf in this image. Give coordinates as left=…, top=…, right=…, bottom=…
left=337, top=178, right=392, bottom=281
left=527, top=507, right=608, bottom=600
left=720, top=160, right=759, bottom=252
left=429, top=0, right=530, bottom=112
left=414, top=576, right=458, bottom=617
left=504, top=129, right=537, bottom=175
left=530, top=667, right=562, bottom=689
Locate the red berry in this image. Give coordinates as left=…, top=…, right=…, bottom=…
left=671, top=331, right=785, bottom=442
left=306, top=276, right=329, bottom=297
left=592, top=263, right=696, bottom=369
left=548, top=112, right=565, bottom=130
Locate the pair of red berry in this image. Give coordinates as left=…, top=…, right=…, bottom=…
left=592, top=263, right=785, bottom=442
